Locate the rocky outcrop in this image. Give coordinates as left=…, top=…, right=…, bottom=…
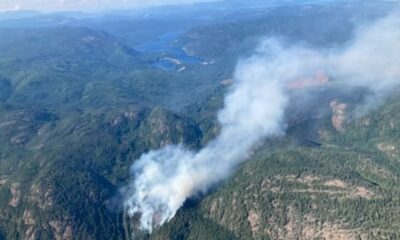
left=330, top=100, right=348, bottom=132
left=9, top=183, right=21, bottom=207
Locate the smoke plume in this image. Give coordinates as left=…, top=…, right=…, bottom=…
left=122, top=10, right=400, bottom=232
left=123, top=51, right=290, bottom=231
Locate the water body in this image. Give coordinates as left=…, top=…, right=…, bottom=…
left=135, top=32, right=207, bottom=71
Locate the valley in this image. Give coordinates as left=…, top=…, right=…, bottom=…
left=0, top=1, right=399, bottom=239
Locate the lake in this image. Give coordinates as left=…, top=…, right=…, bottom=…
left=135, top=31, right=207, bottom=71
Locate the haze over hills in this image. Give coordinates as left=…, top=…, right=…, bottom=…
left=0, top=1, right=399, bottom=240
left=0, top=0, right=339, bottom=13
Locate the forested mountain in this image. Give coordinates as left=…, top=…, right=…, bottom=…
left=0, top=1, right=399, bottom=239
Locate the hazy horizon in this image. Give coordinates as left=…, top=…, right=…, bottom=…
left=0, top=0, right=219, bottom=13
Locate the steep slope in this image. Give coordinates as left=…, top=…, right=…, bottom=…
left=151, top=90, right=400, bottom=240
left=0, top=105, right=202, bottom=240
left=0, top=2, right=399, bottom=239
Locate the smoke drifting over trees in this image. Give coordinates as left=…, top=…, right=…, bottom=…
left=122, top=9, right=400, bottom=232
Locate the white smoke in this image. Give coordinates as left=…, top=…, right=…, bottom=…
left=123, top=52, right=290, bottom=231
left=123, top=10, right=400, bottom=232
left=333, top=11, right=400, bottom=91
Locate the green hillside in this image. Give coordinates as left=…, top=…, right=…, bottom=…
left=0, top=1, right=399, bottom=239
left=149, top=90, right=400, bottom=240
left=0, top=104, right=204, bottom=239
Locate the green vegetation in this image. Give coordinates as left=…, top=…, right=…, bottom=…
left=0, top=2, right=399, bottom=239
left=151, top=90, right=400, bottom=240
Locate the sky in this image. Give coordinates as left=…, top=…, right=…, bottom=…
left=0, top=0, right=216, bottom=12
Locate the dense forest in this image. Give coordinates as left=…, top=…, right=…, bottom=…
left=0, top=1, right=399, bottom=239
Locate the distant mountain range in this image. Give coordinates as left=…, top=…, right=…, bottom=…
left=0, top=1, right=399, bottom=239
